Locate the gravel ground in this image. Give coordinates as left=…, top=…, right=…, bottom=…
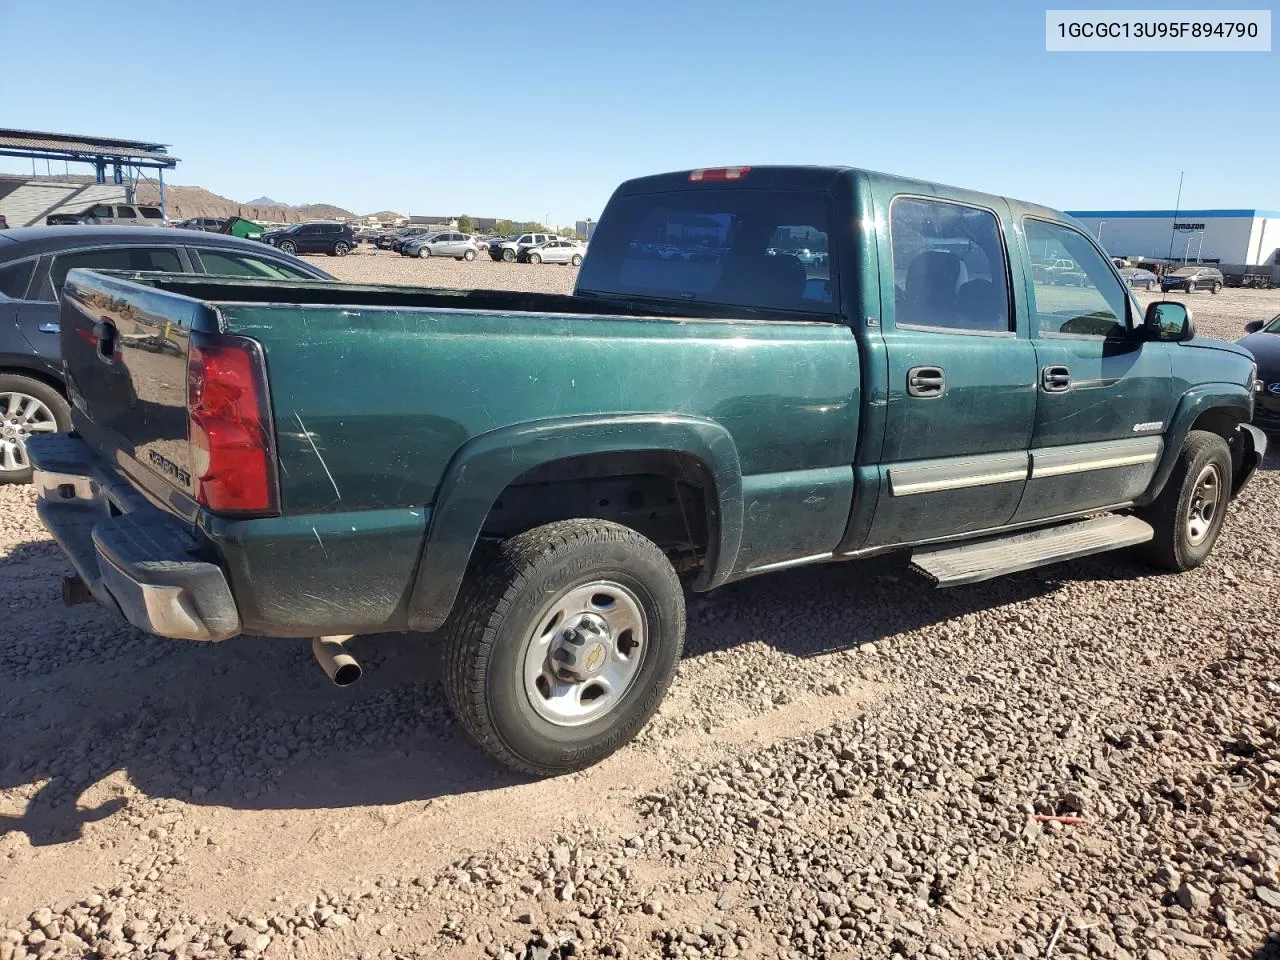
left=313, top=247, right=580, bottom=295
left=1, top=277, right=1278, bottom=960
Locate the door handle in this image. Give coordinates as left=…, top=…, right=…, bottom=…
left=907, top=366, right=945, bottom=398
left=1042, top=365, right=1072, bottom=393
left=92, top=319, right=118, bottom=363
left=38, top=322, right=60, bottom=334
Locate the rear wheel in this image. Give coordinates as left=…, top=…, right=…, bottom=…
left=333, top=241, right=350, bottom=257
left=0, top=375, right=70, bottom=484
left=528, top=252, right=541, bottom=264
left=463, top=249, right=476, bottom=261
left=571, top=254, right=582, bottom=266
left=1212, top=281, right=1222, bottom=294
left=1136, top=430, right=1232, bottom=571
left=1186, top=281, right=1196, bottom=293
left=443, top=520, right=685, bottom=776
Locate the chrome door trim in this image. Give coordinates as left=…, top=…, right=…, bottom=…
left=889, top=452, right=1029, bottom=497
left=1030, top=436, right=1162, bottom=479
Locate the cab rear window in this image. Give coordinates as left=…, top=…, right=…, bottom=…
left=577, top=190, right=835, bottom=314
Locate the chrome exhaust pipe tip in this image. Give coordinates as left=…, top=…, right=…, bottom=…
left=311, top=635, right=361, bottom=686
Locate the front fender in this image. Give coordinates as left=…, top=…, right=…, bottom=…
left=404, top=413, right=743, bottom=633
left=1136, top=385, right=1253, bottom=506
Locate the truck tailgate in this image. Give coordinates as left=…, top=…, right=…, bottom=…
left=59, top=268, right=221, bottom=519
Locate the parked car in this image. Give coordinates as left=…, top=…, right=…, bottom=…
left=1162, top=265, right=1224, bottom=294
left=403, top=233, right=480, bottom=260
left=46, top=203, right=167, bottom=227
left=26, top=165, right=1265, bottom=780
left=0, top=226, right=332, bottom=482
left=489, top=232, right=556, bottom=262
left=1238, top=314, right=1280, bottom=433
left=518, top=239, right=584, bottom=266
left=261, top=222, right=357, bottom=257
left=176, top=217, right=227, bottom=232
left=1119, top=267, right=1159, bottom=291
left=388, top=228, right=433, bottom=253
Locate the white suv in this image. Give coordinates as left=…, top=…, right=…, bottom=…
left=488, top=232, right=555, bottom=262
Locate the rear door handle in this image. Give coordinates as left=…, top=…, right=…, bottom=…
left=1042, top=365, right=1072, bottom=393
left=907, top=366, right=945, bottom=398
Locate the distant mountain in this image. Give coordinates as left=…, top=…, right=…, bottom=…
left=132, top=183, right=356, bottom=223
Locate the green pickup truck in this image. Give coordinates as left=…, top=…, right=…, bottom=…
left=30, top=165, right=1266, bottom=776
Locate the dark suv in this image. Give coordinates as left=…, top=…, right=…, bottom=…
left=262, top=222, right=357, bottom=257
left=1162, top=265, right=1223, bottom=294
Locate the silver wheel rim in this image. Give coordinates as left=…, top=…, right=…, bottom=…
left=522, top=580, right=647, bottom=727
left=1186, top=462, right=1222, bottom=546
left=0, top=392, right=58, bottom=472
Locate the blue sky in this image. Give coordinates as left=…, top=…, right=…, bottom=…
left=1, top=1, right=1274, bottom=223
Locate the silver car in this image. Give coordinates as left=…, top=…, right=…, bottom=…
left=520, top=239, right=584, bottom=266
left=404, top=232, right=479, bottom=260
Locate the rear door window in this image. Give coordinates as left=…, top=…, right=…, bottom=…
left=889, top=197, right=1011, bottom=333
left=115, top=206, right=140, bottom=219
left=48, top=247, right=184, bottom=296
left=578, top=189, right=835, bottom=313
left=0, top=259, right=36, bottom=300
left=140, top=208, right=164, bottom=220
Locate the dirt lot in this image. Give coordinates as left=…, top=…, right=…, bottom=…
left=2, top=260, right=1279, bottom=960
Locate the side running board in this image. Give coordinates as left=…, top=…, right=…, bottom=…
left=911, top=514, right=1154, bottom=587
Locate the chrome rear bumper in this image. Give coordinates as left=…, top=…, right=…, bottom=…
left=29, top=434, right=241, bottom=641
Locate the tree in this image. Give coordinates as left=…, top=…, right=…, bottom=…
left=494, top=219, right=514, bottom=236
left=457, top=214, right=475, bottom=234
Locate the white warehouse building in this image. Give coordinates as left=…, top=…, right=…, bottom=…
left=1066, top=209, right=1280, bottom=271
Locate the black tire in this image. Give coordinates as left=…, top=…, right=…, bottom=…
left=1212, top=282, right=1222, bottom=294
left=463, top=249, right=476, bottom=261
left=502, top=248, right=516, bottom=263
left=333, top=241, right=350, bottom=257
left=1186, top=281, right=1196, bottom=294
left=277, top=240, right=297, bottom=255
left=1135, top=430, right=1232, bottom=572
left=0, top=374, right=71, bottom=484
left=528, top=253, right=541, bottom=264
left=418, top=247, right=431, bottom=258
left=443, top=519, right=685, bottom=776
left=1146, top=281, right=1156, bottom=291
left=570, top=254, right=582, bottom=267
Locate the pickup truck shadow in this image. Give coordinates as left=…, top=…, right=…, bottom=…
left=0, top=534, right=1190, bottom=847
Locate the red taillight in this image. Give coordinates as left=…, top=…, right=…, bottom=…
left=689, top=166, right=751, bottom=183
left=187, top=337, right=279, bottom=516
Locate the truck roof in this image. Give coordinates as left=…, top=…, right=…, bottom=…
left=612, top=165, right=1070, bottom=225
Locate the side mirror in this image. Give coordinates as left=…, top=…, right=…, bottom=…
left=1244, top=319, right=1265, bottom=334
left=1144, top=301, right=1194, bottom=342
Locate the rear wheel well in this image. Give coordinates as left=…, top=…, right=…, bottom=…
left=0, top=367, right=66, bottom=399
left=479, top=451, right=716, bottom=577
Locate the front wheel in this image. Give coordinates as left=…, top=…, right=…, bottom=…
left=528, top=253, right=541, bottom=264
left=443, top=520, right=685, bottom=776
left=277, top=240, right=297, bottom=255
left=570, top=254, right=582, bottom=266
left=0, top=375, right=71, bottom=484
left=1212, top=282, right=1222, bottom=294
left=1186, top=281, right=1196, bottom=293
left=418, top=247, right=431, bottom=258
left=502, top=248, right=516, bottom=263
left=1146, top=281, right=1156, bottom=291
left=1135, top=430, right=1232, bottom=571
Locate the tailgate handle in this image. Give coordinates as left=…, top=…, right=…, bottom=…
left=92, top=320, right=118, bottom=363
